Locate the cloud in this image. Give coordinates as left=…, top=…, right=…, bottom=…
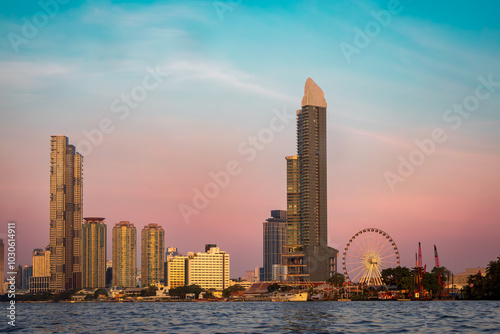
left=161, top=59, right=296, bottom=101
left=0, top=61, right=74, bottom=89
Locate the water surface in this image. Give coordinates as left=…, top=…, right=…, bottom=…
left=2, top=300, right=499, bottom=333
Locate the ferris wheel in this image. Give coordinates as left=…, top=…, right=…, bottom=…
left=342, top=228, right=400, bottom=286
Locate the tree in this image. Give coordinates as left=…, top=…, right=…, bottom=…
left=94, top=288, right=108, bottom=299
left=267, top=283, right=280, bottom=293
left=463, top=272, right=486, bottom=300
left=326, top=273, right=345, bottom=287
left=53, top=290, right=74, bottom=302
left=140, top=285, right=159, bottom=296
left=431, top=266, right=451, bottom=285
left=485, top=256, right=500, bottom=300
left=222, top=284, right=246, bottom=298
left=381, top=266, right=412, bottom=290
left=422, top=272, right=440, bottom=296
left=169, top=285, right=203, bottom=299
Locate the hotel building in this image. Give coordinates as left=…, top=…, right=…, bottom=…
left=186, top=246, right=230, bottom=290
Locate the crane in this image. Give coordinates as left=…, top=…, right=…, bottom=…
left=434, top=245, right=444, bottom=297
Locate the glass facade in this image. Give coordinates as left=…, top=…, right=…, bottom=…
left=263, top=210, right=287, bottom=282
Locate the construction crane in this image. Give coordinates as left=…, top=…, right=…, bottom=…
left=434, top=245, right=444, bottom=297
left=415, top=242, right=426, bottom=298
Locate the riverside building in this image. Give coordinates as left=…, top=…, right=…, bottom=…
left=49, top=135, right=83, bottom=291
left=112, top=221, right=137, bottom=288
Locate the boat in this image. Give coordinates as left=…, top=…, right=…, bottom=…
left=311, top=293, right=324, bottom=301
left=272, top=292, right=309, bottom=302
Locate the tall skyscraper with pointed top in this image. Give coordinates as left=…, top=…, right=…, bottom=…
left=284, top=78, right=338, bottom=282
left=49, top=135, right=83, bottom=291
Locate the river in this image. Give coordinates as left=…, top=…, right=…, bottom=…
left=2, top=300, right=499, bottom=333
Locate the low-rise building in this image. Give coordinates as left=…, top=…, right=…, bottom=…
left=449, top=268, right=486, bottom=291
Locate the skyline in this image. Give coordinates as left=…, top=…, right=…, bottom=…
left=1, top=0, right=500, bottom=278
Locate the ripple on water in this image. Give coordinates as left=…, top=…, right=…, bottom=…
left=2, top=301, right=499, bottom=333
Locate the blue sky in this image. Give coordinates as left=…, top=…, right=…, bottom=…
left=1, top=0, right=500, bottom=277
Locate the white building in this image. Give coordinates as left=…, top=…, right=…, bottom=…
left=186, top=247, right=230, bottom=291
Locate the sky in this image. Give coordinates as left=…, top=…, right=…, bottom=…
left=1, top=0, right=500, bottom=279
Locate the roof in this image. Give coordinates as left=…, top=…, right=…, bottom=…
left=301, top=77, right=327, bottom=108
left=244, top=282, right=273, bottom=295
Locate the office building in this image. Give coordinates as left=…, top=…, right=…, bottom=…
left=141, top=223, right=165, bottom=286
left=272, top=264, right=287, bottom=281
left=22, top=265, right=33, bottom=290
left=263, top=210, right=287, bottom=281
left=82, top=217, right=107, bottom=288
left=112, top=221, right=137, bottom=288
left=49, top=135, right=83, bottom=291
left=284, top=78, right=338, bottom=282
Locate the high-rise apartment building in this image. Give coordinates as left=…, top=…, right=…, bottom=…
left=284, top=78, right=338, bottom=282
left=141, top=223, right=165, bottom=287
left=112, top=221, right=137, bottom=288
left=82, top=217, right=107, bottom=288
left=49, top=135, right=83, bottom=291
left=263, top=210, right=287, bottom=281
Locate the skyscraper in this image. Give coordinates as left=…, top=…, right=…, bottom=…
left=82, top=217, right=107, bottom=288
left=112, top=221, right=137, bottom=288
left=263, top=210, right=287, bottom=281
left=49, top=135, right=83, bottom=291
left=141, top=223, right=165, bottom=287
left=22, top=265, right=33, bottom=290
left=284, top=78, right=338, bottom=282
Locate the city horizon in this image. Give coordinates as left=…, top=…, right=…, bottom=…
left=1, top=1, right=500, bottom=280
